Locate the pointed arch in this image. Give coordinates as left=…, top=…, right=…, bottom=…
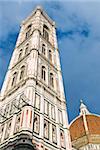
left=43, top=24, right=49, bottom=41
left=25, top=24, right=32, bottom=39
left=18, top=49, right=23, bottom=60
left=50, top=72, right=54, bottom=87
left=49, top=50, right=52, bottom=62
left=19, top=65, right=25, bottom=80
left=41, top=66, right=46, bottom=81
left=11, top=72, right=17, bottom=86
left=42, top=44, right=46, bottom=55
left=25, top=43, right=29, bottom=55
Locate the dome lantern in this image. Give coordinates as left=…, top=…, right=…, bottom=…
left=80, top=99, right=90, bottom=115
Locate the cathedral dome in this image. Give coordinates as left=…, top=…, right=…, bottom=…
left=70, top=114, right=100, bottom=141
left=69, top=100, right=100, bottom=149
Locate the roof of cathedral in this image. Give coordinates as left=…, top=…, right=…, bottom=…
left=69, top=100, right=100, bottom=143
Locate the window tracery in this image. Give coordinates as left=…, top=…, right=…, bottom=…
left=25, top=24, right=32, bottom=39
left=11, top=72, right=17, bottom=87
left=18, top=49, right=23, bottom=60
left=25, top=43, right=29, bottom=55
left=43, top=25, right=49, bottom=41
left=42, top=44, right=46, bottom=55
left=19, top=65, right=25, bottom=80
left=41, top=66, right=46, bottom=81
left=49, top=50, right=52, bottom=62
left=50, top=73, right=54, bottom=87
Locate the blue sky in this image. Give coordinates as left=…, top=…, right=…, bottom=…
left=0, top=0, right=100, bottom=122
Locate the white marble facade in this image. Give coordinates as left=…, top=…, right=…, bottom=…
left=0, top=6, right=72, bottom=150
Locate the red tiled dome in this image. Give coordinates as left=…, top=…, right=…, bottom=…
left=69, top=114, right=100, bottom=141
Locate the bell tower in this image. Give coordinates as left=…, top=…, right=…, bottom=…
left=0, top=6, right=72, bottom=150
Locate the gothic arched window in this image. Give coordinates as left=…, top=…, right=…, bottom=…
left=49, top=50, right=52, bottom=62
left=25, top=43, right=29, bottom=55
left=50, top=73, right=54, bottom=87
left=43, top=25, right=49, bottom=41
left=33, top=114, right=40, bottom=134
left=41, top=66, right=46, bottom=81
left=26, top=24, right=32, bottom=39
left=20, top=66, right=25, bottom=80
left=42, top=44, right=46, bottom=55
left=18, top=49, right=23, bottom=60
left=11, top=72, right=17, bottom=86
